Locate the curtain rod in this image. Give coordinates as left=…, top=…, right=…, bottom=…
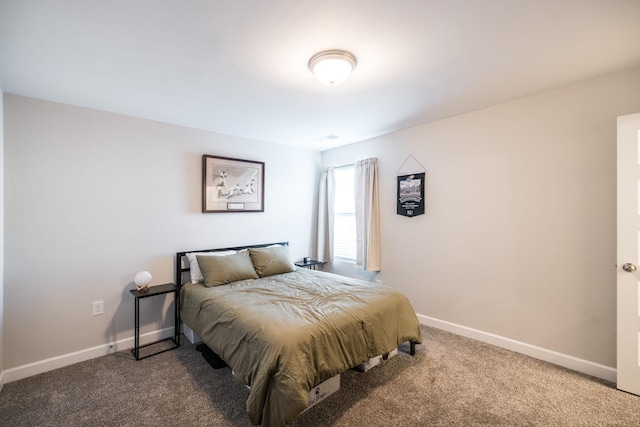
left=323, top=162, right=353, bottom=169
left=329, top=157, right=377, bottom=169
left=334, top=163, right=353, bottom=169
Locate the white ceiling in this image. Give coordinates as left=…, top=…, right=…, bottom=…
left=1, top=1, right=639, bottom=151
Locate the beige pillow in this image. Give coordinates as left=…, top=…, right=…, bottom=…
left=186, top=250, right=237, bottom=284
left=248, top=245, right=295, bottom=277
left=196, top=251, right=258, bottom=287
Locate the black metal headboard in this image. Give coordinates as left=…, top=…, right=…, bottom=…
left=175, top=242, right=289, bottom=287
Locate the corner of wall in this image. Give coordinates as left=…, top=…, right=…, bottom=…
left=0, top=86, right=5, bottom=392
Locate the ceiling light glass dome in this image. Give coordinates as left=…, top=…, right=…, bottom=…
left=309, top=50, right=357, bottom=86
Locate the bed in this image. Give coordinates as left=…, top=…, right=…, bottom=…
left=176, top=242, right=422, bottom=427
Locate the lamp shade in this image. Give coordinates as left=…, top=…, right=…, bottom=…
left=309, top=50, right=357, bottom=86
left=134, top=271, right=152, bottom=287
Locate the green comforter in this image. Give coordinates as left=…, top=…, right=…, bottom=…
left=180, top=268, right=422, bottom=426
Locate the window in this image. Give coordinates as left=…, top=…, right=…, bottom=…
left=333, top=165, right=356, bottom=260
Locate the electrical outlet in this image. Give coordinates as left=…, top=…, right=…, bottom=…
left=375, top=279, right=383, bottom=285
left=92, top=301, right=104, bottom=316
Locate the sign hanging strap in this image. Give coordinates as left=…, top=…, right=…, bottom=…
left=396, top=154, right=426, bottom=176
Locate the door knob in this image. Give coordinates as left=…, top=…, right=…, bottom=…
left=622, top=263, right=637, bottom=272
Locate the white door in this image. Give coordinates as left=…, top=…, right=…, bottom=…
left=617, top=112, right=640, bottom=396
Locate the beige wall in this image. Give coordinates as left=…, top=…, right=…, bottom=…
left=322, top=67, right=640, bottom=368
left=3, top=95, right=320, bottom=372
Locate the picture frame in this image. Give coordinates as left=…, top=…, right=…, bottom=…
left=202, top=155, right=265, bottom=213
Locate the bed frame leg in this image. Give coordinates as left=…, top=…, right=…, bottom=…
left=410, top=341, right=416, bottom=355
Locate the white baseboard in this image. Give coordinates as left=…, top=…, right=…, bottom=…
left=417, top=314, right=616, bottom=383
left=3, top=327, right=176, bottom=384
left=0, top=370, right=4, bottom=393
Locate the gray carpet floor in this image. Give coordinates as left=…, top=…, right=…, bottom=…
left=1, top=325, right=639, bottom=426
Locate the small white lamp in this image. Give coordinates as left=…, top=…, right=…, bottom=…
left=134, top=271, right=152, bottom=293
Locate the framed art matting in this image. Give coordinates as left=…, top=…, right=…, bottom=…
left=202, top=155, right=265, bottom=213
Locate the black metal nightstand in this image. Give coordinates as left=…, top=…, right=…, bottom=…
left=295, top=260, right=326, bottom=270
left=130, top=283, right=180, bottom=360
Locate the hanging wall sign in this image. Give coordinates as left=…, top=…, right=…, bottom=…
left=396, top=154, right=426, bottom=218
left=397, top=173, right=425, bottom=217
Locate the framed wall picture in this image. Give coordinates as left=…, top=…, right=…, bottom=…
left=202, top=155, right=265, bottom=213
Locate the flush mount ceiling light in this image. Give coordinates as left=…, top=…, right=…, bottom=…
left=308, top=50, right=357, bottom=86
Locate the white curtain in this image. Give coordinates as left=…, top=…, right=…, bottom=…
left=316, top=167, right=335, bottom=263
left=354, top=158, right=381, bottom=271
